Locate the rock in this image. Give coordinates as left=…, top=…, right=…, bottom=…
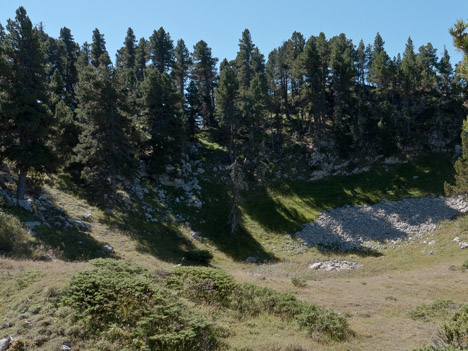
left=297, top=196, right=468, bottom=250
left=0, top=336, right=12, bottom=351
left=62, top=343, right=72, bottom=351
left=103, top=244, right=114, bottom=253
left=460, top=242, right=468, bottom=249
left=453, top=237, right=460, bottom=242
left=24, top=221, right=41, bottom=228
left=309, top=260, right=363, bottom=271
left=413, top=176, right=419, bottom=180
left=41, top=254, right=56, bottom=262
left=246, top=257, right=257, bottom=263
left=18, top=199, right=33, bottom=212
left=0, top=322, right=12, bottom=329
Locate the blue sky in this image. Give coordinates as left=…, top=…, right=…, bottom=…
left=2, top=0, right=467, bottom=65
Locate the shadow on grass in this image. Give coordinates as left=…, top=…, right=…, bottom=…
left=2, top=202, right=114, bottom=262
left=243, top=153, right=455, bottom=238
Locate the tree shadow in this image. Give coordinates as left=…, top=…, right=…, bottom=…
left=0, top=190, right=115, bottom=261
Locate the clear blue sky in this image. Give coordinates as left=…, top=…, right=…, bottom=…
left=2, top=0, right=467, bottom=65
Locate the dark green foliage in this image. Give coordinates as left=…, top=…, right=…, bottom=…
left=74, top=57, right=138, bottom=187
left=172, top=39, right=192, bottom=98
left=441, top=305, right=468, bottom=349
left=167, top=267, right=236, bottom=305
left=90, top=28, right=110, bottom=68
left=0, top=6, right=56, bottom=199
left=64, top=260, right=221, bottom=351
left=165, top=267, right=351, bottom=341
left=149, top=27, right=174, bottom=73
left=140, top=67, right=184, bottom=174
left=409, top=300, right=461, bottom=322
left=184, top=249, right=214, bottom=264
left=445, top=21, right=468, bottom=197
left=191, top=40, right=218, bottom=127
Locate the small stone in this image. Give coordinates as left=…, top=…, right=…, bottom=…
left=246, top=257, right=257, bottom=263
left=460, top=242, right=468, bottom=249
left=428, top=251, right=433, bottom=255
left=453, top=237, right=460, bottom=242
left=103, top=244, right=114, bottom=253
left=24, top=221, right=41, bottom=228
left=62, top=343, right=72, bottom=351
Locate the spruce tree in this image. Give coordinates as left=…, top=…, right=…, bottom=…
left=74, top=54, right=138, bottom=187
left=191, top=40, right=218, bottom=127
left=0, top=7, right=56, bottom=200
left=172, top=39, right=192, bottom=99
left=446, top=20, right=468, bottom=196
left=135, top=38, right=149, bottom=81
left=91, top=28, right=110, bottom=68
left=140, top=67, right=184, bottom=173
left=149, top=27, right=174, bottom=73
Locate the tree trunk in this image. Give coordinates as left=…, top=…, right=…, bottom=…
left=17, top=166, right=27, bottom=200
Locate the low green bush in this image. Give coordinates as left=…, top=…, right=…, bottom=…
left=409, top=300, right=461, bottom=322
left=64, top=260, right=220, bottom=351
left=167, top=266, right=236, bottom=306
left=165, top=267, right=350, bottom=341
left=441, top=305, right=468, bottom=349
left=184, top=249, right=214, bottom=265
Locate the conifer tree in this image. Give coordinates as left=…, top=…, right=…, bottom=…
left=91, top=28, right=110, bottom=68
left=149, top=27, right=174, bottom=73
left=172, top=39, right=192, bottom=99
left=58, top=27, right=79, bottom=106
left=191, top=40, right=218, bottom=127
left=140, top=67, right=184, bottom=173
left=135, top=38, right=149, bottom=81
left=74, top=54, right=138, bottom=187
left=185, top=80, right=201, bottom=140
left=446, top=20, right=468, bottom=196
left=0, top=7, right=56, bottom=200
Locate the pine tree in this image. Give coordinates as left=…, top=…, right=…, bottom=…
left=58, top=27, right=79, bottom=106
left=191, top=40, right=218, bottom=127
left=172, top=39, right=192, bottom=98
left=446, top=20, right=468, bottom=196
left=91, top=28, right=110, bottom=68
left=0, top=7, right=56, bottom=199
left=216, top=64, right=240, bottom=161
left=185, top=80, right=201, bottom=140
left=135, top=38, right=149, bottom=81
left=140, top=67, right=184, bottom=173
left=149, top=27, right=174, bottom=73
left=74, top=55, right=138, bottom=187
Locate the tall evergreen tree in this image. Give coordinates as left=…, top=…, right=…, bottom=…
left=446, top=20, right=468, bottom=196
left=74, top=55, right=138, bottom=187
left=191, top=40, right=218, bottom=127
left=140, top=67, right=184, bottom=173
left=58, top=27, right=79, bottom=106
left=172, top=39, right=192, bottom=98
left=135, top=38, right=149, bottom=82
left=149, top=27, right=174, bottom=73
left=90, top=28, right=110, bottom=68
left=0, top=7, right=56, bottom=199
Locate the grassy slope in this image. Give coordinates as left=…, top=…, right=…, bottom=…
left=0, top=149, right=467, bottom=350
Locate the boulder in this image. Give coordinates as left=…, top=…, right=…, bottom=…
left=0, top=336, right=12, bottom=351
left=309, top=260, right=363, bottom=271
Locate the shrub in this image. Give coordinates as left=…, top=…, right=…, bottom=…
left=165, top=267, right=351, bottom=341
left=167, top=267, right=236, bottom=306
left=441, top=305, right=468, bottom=349
left=462, top=259, right=468, bottom=271
left=184, top=249, right=214, bottom=265
left=409, top=300, right=461, bottom=322
left=64, top=260, right=220, bottom=351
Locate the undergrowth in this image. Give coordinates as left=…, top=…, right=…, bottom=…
left=166, top=266, right=351, bottom=341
